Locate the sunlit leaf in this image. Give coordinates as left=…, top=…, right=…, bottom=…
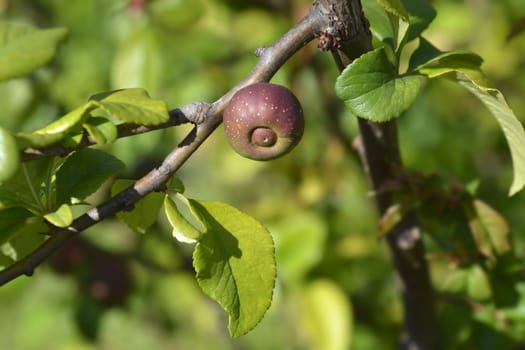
left=83, top=117, right=117, bottom=144
left=335, top=47, right=425, bottom=122
left=16, top=102, right=97, bottom=148
left=44, top=203, right=73, bottom=228
left=0, top=126, right=20, bottom=182
left=191, top=200, right=275, bottom=337
left=164, top=195, right=201, bottom=243
left=90, top=88, right=169, bottom=125
left=56, top=148, right=124, bottom=204
left=408, top=37, right=483, bottom=73
left=376, top=0, right=409, bottom=21
left=464, top=199, right=510, bottom=258
left=0, top=22, right=67, bottom=81
left=467, top=265, right=492, bottom=302
left=111, top=179, right=164, bottom=234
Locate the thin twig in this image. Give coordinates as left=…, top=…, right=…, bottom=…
left=21, top=109, right=191, bottom=161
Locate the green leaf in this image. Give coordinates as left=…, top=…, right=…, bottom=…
left=44, top=203, right=73, bottom=228
left=377, top=0, right=409, bottom=21
left=149, top=0, right=204, bottom=30
left=17, top=88, right=167, bottom=149
left=464, top=199, right=510, bottom=258
left=56, top=148, right=124, bottom=204
left=191, top=200, right=276, bottom=337
left=111, top=179, right=164, bottom=234
left=335, top=48, right=425, bottom=122
left=166, top=176, right=185, bottom=194
left=16, top=102, right=97, bottom=148
left=408, top=37, right=483, bottom=73
left=164, top=195, right=202, bottom=243
left=7, top=216, right=48, bottom=261
left=0, top=126, right=20, bottom=182
left=455, top=74, right=525, bottom=195
left=0, top=22, right=67, bottom=81
left=90, top=88, right=169, bottom=125
left=362, top=0, right=397, bottom=50
left=111, top=27, right=163, bottom=94
left=400, top=0, right=436, bottom=42
left=467, top=265, right=492, bottom=302
left=0, top=207, right=33, bottom=245
left=0, top=159, right=54, bottom=212
left=413, top=41, right=525, bottom=195
left=83, top=117, right=118, bottom=145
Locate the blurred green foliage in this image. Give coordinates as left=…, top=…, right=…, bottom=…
left=1, top=0, right=525, bottom=349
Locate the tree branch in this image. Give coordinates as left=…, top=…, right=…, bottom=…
left=0, top=5, right=321, bottom=286
left=318, top=0, right=439, bottom=349
left=21, top=108, right=191, bottom=161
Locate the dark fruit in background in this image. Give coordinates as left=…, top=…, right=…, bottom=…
left=223, top=83, right=304, bottom=161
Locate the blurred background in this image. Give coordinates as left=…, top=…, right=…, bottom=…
left=0, top=0, right=525, bottom=349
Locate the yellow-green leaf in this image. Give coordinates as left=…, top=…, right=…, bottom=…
left=164, top=195, right=201, bottom=243
left=191, top=200, right=276, bottom=337
left=44, top=203, right=73, bottom=228
left=0, top=22, right=67, bottom=81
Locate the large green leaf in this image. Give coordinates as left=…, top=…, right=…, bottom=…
left=335, top=47, right=425, bottom=122
left=0, top=22, right=67, bottom=81
left=111, top=179, right=164, bottom=234
left=191, top=200, right=276, bottom=337
left=89, top=88, right=169, bottom=125
left=0, top=126, right=20, bottom=183
left=56, top=148, right=125, bottom=204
